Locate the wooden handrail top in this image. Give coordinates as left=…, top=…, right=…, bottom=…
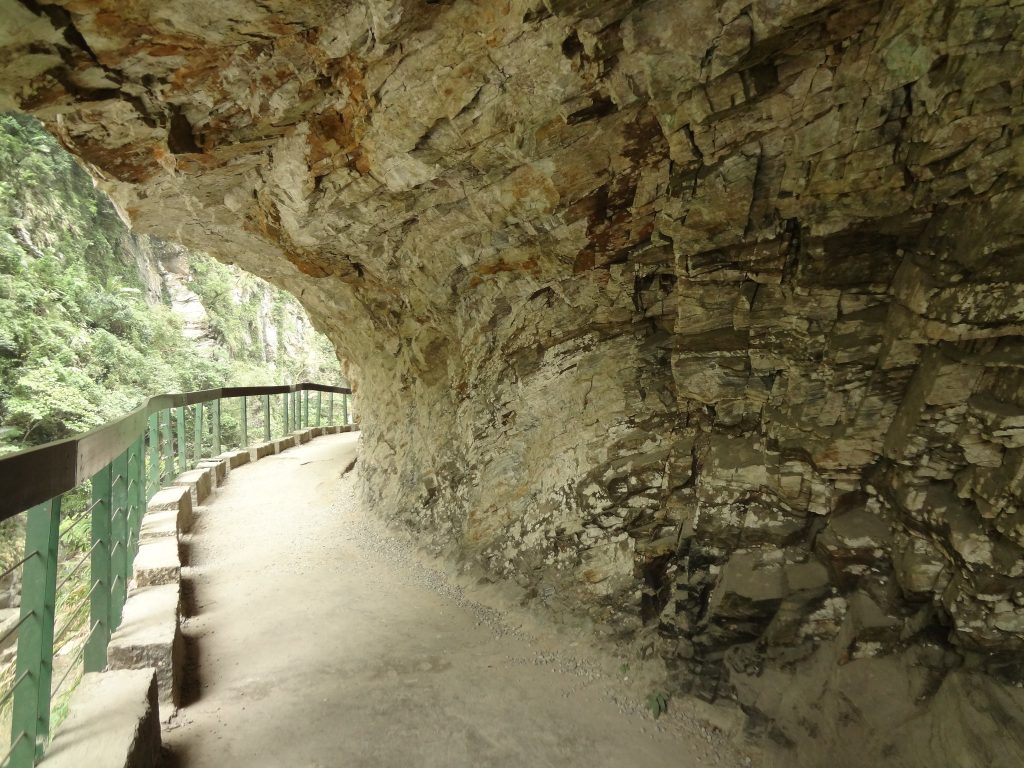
left=0, top=383, right=351, bottom=521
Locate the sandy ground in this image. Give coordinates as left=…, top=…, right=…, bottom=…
left=161, top=432, right=754, bottom=768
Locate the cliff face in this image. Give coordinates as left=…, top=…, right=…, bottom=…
left=2, top=0, right=1022, bottom=759
left=138, top=236, right=335, bottom=373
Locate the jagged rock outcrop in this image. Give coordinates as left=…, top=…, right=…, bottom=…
left=2, top=1, right=1022, bottom=762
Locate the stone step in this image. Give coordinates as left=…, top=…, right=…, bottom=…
left=107, top=583, right=182, bottom=711
left=195, top=458, right=227, bottom=486
left=133, top=538, right=180, bottom=588
left=249, top=441, right=276, bottom=461
left=273, top=435, right=297, bottom=452
left=39, top=668, right=160, bottom=768
left=138, top=509, right=178, bottom=543
left=142, top=486, right=193, bottom=538
left=171, top=468, right=213, bottom=507
left=217, top=449, right=251, bottom=469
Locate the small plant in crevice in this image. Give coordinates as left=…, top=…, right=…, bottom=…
left=647, top=690, right=670, bottom=719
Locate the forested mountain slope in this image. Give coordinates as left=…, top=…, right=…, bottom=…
left=0, top=112, right=342, bottom=456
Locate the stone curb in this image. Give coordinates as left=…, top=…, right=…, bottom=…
left=38, top=668, right=160, bottom=768
left=171, top=468, right=213, bottom=507
left=273, top=435, right=297, bottom=452
left=195, top=458, right=227, bottom=486
left=107, top=583, right=183, bottom=711
left=218, top=449, right=251, bottom=469
left=133, top=538, right=180, bottom=588
left=145, top=486, right=193, bottom=535
left=249, top=441, right=275, bottom=461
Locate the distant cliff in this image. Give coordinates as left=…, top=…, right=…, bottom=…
left=0, top=112, right=342, bottom=456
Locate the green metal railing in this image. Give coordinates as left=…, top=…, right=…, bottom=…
left=0, top=382, right=353, bottom=767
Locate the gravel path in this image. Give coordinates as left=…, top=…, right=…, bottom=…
left=162, top=432, right=753, bottom=767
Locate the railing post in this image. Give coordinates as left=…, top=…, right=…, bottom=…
left=194, top=402, right=204, bottom=467
left=342, top=393, right=349, bottom=425
left=294, top=391, right=300, bottom=430
left=328, top=392, right=334, bottom=424
left=85, top=465, right=112, bottom=673
left=283, top=392, right=290, bottom=435
left=110, top=451, right=129, bottom=630
left=156, top=410, right=164, bottom=484
left=303, top=390, right=309, bottom=428
left=10, top=497, right=60, bottom=763
left=128, top=437, right=144, bottom=561
left=176, top=406, right=186, bottom=476
left=213, top=399, right=222, bottom=456
left=147, top=413, right=160, bottom=497
left=240, top=396, right=248, bottom=447
left=262, top=394, right=271, bottom=442
left=160, top=408, right=173, bottom=483
left=316, top=391, right=322, bottom=427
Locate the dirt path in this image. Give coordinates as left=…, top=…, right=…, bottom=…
left=163, top=432, right=750, bottom=767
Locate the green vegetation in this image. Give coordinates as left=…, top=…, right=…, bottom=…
left=646, top=690, right=670, bottom=719
left=0, top=112, right=342, bottom=457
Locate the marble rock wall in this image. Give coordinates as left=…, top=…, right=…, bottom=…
left=1, top=0, right=1022, bottom=729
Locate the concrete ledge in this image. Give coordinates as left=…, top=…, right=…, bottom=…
left=40, top=668, right=160, bottom=768
left=218, top=449, right=251, bottom=469
left=196, top=459, right=227, bottom=486
left=134, top=539, right=180, bottom=587
left=309, top=426, right=324, bottom=438
left=273, top=435, right=296, bottom=452
left=144, top=486, right=193, bottom=536
left=108, top=583, right=182, bottom=710
left=171, top=468, right=213, bottom=507
left=292, top=430, right=311, bottom=444
left=249, top=441, right=275, bottom=461
left=139, top=510, right=177, bottom=543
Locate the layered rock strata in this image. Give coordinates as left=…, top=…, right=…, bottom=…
left=2, top=0, right=1022, bottom=759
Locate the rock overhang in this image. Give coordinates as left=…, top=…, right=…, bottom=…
left=2, top=0, right=1023, bottom=756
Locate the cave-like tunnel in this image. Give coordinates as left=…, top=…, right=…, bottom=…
left=1, top=1, right=1023, bottom=765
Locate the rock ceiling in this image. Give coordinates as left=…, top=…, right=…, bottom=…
left=2, top=0, right=1023, bottom=761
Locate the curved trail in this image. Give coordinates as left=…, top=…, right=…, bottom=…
left=163, top=432, right=747, bottom=767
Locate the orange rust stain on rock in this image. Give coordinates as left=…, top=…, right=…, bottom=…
left=338, top=55, right=373, bottom=174
left=173, top=152, right=229, bottom=173
left=504, top=164, right=560, bottom=212
left=169, top=52, right=235, bottom=93
left=467, top=256, right=541, bottom=288
left=573, top=250, right=596, bottom=273
left=570, top=107, right=668, bottom=271
left=84, top=9, right=186, bottom=66
left=476, top=256, right=540, bottom=276
left=308, top=55, right=373, bottom=177
left=19, top=79, right=72, bottom=112
left=247, top=198, right=337, bottom=279
left=145, top=44, right=191, bottom=58
left=285, top=250, right=333, bottom=278
left=68, top=135, right=162, bottom=184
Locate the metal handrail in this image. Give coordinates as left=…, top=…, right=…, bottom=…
left=0, top=382, right=350, bottom=521
left=0, top=379, right=353, bottom=768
